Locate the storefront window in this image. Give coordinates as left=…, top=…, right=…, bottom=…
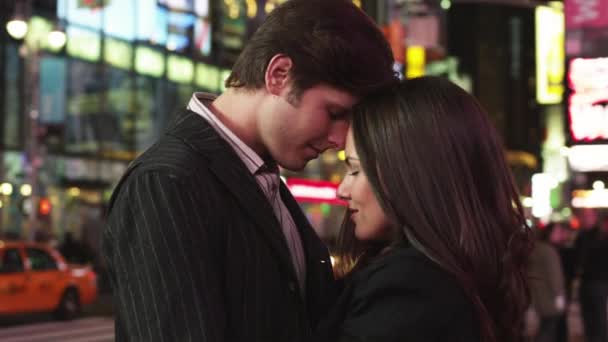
left=104, top=67, right=135, bottom=159
left=65, top=59, right=102, bottom=154
left=3, top=44, right=22, bottom=149
left=135, top=75, right=165, bottom=152
left=165, top=81, right=194, bottom=118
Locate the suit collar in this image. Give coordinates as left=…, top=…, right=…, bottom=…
left=165, top=110, right=299, bottom=282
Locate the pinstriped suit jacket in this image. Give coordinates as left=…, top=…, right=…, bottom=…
left=102, top=110, right=337, bottom=342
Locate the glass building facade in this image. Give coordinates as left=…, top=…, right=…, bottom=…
left=0, top=0, right=246, bottom=241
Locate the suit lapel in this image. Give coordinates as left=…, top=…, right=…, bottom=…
left=166, top=110, right=298, bottom=281
left=280, top=183, right=333, bottom=306
left=280, top=181, right=329, bottom=261
left=208, top=156, right=298, bottom=281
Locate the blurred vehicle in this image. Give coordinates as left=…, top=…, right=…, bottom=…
left=0, top=240, right=97, bottom=320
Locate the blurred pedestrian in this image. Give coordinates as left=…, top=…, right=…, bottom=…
left=80, top=205, right=104, bottom=267
left=318, top=77, right=533, bottom=342
left=551, top=222, right=578, bottom=342
left=59, top=232, right=88, bottom=264
left=575, top=210, right=608, bottom=342
left=102, top=1, right=396, bottom=341
left=529, top=222, right=566, bottom=342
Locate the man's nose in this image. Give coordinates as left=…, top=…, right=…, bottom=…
left=327, top=121, right=350, bottom=150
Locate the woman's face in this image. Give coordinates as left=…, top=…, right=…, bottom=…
left=337, top=128, right=391, bottom=241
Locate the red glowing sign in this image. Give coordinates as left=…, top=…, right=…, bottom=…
left=286, top=178, right=346, bottom=206
left=568, top=57, right=608, bottom=142
left=565, top=0, right=608, bottom=29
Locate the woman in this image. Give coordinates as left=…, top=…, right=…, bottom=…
left=318, top=76, right=533, bottom=342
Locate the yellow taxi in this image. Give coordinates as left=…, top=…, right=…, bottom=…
left=0, top=240, right=97, bottom=319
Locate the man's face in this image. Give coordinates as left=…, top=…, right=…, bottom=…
left=259, top=83, right=357, bottom=171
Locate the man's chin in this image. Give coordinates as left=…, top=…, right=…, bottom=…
left=278, top=159, right=308, bottom=172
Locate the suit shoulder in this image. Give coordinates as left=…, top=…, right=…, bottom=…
left=133, top=135, right=211, bottom=179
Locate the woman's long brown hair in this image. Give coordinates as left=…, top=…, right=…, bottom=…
left=334, top=76, right=533, bottom=342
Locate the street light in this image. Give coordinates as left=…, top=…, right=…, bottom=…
left=6, top=19, right=28, bottom=40
left=47, top=18, right=67, bottom=51
left=47, top=28, right=66, bottom=50
left=0, top=183, right=14, bottom=196
left=20, top=184, right=33, bottom=197
left=6, top=1, right=28, bottom=40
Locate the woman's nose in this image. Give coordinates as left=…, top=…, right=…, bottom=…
left=336, top=180, right=350, bottom=201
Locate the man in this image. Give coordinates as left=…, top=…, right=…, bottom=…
left=102, top=0, right=396, bottom=341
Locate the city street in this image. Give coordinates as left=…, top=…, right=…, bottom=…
left=0, top=317, right=114, bottom=342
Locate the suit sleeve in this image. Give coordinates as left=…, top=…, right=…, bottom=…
left=105, top=171, right=225, bottom=342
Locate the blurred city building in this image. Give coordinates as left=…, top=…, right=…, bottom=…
left=0, top=0, right=606, bottom=249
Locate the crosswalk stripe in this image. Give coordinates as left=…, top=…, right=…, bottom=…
left=0, top=317, right=111, bottom=337
left=0, top=323, right=113, bottom=342
left=61, top=333, right=115, bottom=342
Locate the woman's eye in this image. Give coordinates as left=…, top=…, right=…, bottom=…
left=348, top=170, right=360, bottom=176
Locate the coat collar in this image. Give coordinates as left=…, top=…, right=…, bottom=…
left=165, top=110, right=299, bottom=281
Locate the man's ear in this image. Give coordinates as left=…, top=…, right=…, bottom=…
left=265, top=54, right=293, bottom=96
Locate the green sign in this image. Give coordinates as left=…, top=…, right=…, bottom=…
left=167, top=54, right=194, bottom=84
left=135, top=46, right=165, bottom=78
left=105, top=37, right=133, bottom=70
left=195, top=63, right=220, bottom=92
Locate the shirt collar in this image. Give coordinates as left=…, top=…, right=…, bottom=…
left=187, top=92, right=275, bottom=175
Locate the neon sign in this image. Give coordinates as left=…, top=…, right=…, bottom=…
left=568, top=57, right=608, bottom=141
left=535, top=5, right=564, bottom=104
left=286, top=178, right=346, bottom=206
left=568, top=144, right=608, bottom=172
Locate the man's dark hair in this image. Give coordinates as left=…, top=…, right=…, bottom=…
left=225, top=0, right=396, bottom=100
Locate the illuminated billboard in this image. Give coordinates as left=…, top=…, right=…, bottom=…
left=568, top=57, right=608, bottom=142
left=67, top=26, right=101, bottom=62
left=568, top=145, right=608, bottom=172
left=105, top=38, right=133, bottom=70
left=103, top=1, right=136, bottom=41
left=58, top=0, right=103, bottom=30
left=158, top=0, right=209, bottom=16
left=196, top=63, right=221, bottom=92
left=167, top=55, right=194, bottom=84
left=565, top=0, right=608, bottom=29
left=135, top=46, right=165, bottom=77
left=195, top=18, right=212, bottom=57
left=536, top=5, right=565, bottom=104
left=406, top=46, right=425, bottom=79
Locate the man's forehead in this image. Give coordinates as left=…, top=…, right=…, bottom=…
left=307, top=84, right=358, bottom=105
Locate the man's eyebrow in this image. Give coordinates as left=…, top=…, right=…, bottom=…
left=327, top=102, right=351, bottom=114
